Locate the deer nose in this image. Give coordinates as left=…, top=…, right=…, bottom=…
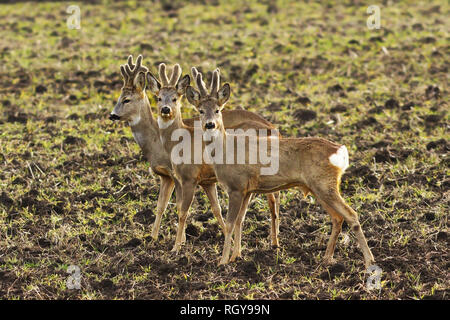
left=109, top=114, right=121, bottom=121
left=161, top=106, right=171, bottom=115
left=205, top=122, right=216, bottom=129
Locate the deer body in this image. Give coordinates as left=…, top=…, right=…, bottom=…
left=185, top=69, right=375, bottom=268
left=213, top=137, right=343, bottom=194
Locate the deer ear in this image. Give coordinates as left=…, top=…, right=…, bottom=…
left=176, top=75, right=190, bottom=96
left=146, top=72, right=161, bottom=95
left=134, top=71, right=146, bottom=90
left=217, top=83, right=231, bottom=106
left=186, top=86, right=200, bottom=107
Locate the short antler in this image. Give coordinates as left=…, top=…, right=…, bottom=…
left=191, top=67, right=199, bottom=82
left=121, top=55, right=148, bottom=87
left=210, top=68, right=220, bottom=94
left=196, top=73, right=208, bottom=97
left=158, top=63, right=170, bottom=86
left=169, top=64, right=182, bottom=86
left=191, top=67, right=220, bottom=98
left=158, top=63, right=182, bottom=88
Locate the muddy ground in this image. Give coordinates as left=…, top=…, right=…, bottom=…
left=0, top=1, right=448, bottom=299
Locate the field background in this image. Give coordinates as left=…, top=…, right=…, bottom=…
left=0, top=0, right=448, bottom=300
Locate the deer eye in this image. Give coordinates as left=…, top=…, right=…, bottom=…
left=172, top=98, right=177, bottom=102
left=158, top=97, right=162, bottom=102
left=123, top=99, right=130, bottom=104
left=215, top=109, right=220, bottom=114
left=199, top=110, right=205, bottom=114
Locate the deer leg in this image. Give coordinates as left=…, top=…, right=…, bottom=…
left=317, top=189, right=375, bottom=268
left=219, top=191, right=246, bottom=265
left=201, top=183, right=225, bottom=233
left=267, top=192, right=280, bottom=248
left=173, top=179, right=185, bottom=244
left=230, top=193, right=252, bottom=262
left=151, top=176, right=175, bottom=240
left=315, top=199, right=344, bottom=265
left=171, top=181, right=196, bottom=253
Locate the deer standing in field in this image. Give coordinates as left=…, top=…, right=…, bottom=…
left=146, top=63, right=281, bottom=252
left=110, top=55, right=280, bottom=251
left=185, top=69, right=375, bottom=268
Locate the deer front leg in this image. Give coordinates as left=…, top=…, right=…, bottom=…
left=219, top=191, right=245, bottom=265
left=201, top=183, right=226, bottom=232
left=171, top=181, right=196, bottom=253
left=230, top=193, right=252, bottom=262
left=173, top=179, right=184, bottom=243
left=151, top=176, right=175, bottom=240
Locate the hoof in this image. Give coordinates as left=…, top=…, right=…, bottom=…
left=322, top=257, right=337, bottom=266
left=365, top=259, right=376, bottom=270
left=218, top=258, right=229, bottom=266
left=229, top=254, right=242, bottom=263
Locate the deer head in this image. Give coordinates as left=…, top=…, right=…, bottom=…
left=110, top=55, right=148, bottom=126
left=146, top=63, right=190, bottom=126
left=185, top=68, right=231, bottom=132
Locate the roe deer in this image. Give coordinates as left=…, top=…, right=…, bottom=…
left=185, top=69, right=375, bottom=268
left=146, top=64, right=281, bottom=252
left=110, top=56, right=280, bottom=250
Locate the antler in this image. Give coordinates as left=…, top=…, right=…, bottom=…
left=210, top=68, right=220, bottom=94
left=120, top=55, right=148, bottom=87
left=158, top=63, right=182, bottom=87
left=191, top=67, right=220, bottom=98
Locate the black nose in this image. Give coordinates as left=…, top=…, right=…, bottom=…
left=205, top=122, right=215, bottom=129
left=109, top=114, right=121, bottom=121
left=161, top=107, right=171, bottom=115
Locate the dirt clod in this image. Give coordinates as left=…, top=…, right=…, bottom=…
left=134, top=209, right=155, bottom=224
left=384, top=98, right=399, bottom=109
left=35, top=85, right=47, bottom=94
left=292, top=109, right=317, bottom=122
left=124, top=238, right=142, bottom=248
left=63, top=136, right=86, bottom=145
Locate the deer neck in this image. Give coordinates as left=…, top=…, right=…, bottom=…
left=218, top=126, right=227, bottom=152
left=129, top=94, right=160, bottom=158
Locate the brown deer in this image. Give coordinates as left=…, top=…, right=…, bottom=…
left=110, top=55, right=280, bottom=251
left=146, top=63, right=281, bottom=252
left=185, top=69, right=375, bottom=268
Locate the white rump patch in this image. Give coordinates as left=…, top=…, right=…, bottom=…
left=157, top=116, right=174, bottom=130
left=329, top=145, right=349, bottom=171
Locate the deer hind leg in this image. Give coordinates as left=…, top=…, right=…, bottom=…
left=151, top=176, right=175, bottom=240
left=201, top=183, right=225, bottom=233
left=316, top=187, right=375, bottom=268
left=230, top=193, right=252, bottom=262
left=171, top=181, right=196, bottom=253
left=315, top=199, right=344, bottom=265
left=267, top=192, right=280, bottom=248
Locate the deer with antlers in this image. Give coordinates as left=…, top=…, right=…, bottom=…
left=146, top=63, right=282, bottom=252
left=185, top=69, right=375, bottom=268
left=110, top=55, right=281, bottom=251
